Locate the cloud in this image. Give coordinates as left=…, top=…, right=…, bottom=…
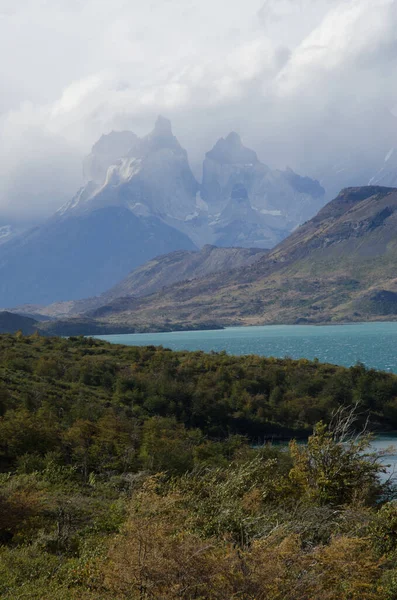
left=1, top=0, right=397, bottom=221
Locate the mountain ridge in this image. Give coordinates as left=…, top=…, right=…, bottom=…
left=41, top=185, right=397, bottom=334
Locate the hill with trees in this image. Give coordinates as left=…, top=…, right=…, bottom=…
left=1, top=334, right=397, bottom=597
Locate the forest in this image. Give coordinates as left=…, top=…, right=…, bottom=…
left=2, top=333, right=397, bottom=598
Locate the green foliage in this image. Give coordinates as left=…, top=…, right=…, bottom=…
left=371, top=502, right=397, bottom=556
left=290, top=420, right=385, bottom=506
left=1, top=332, right=397, bottom=598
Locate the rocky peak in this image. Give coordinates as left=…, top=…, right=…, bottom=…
left=139, top=115, right=185, bottom=158
left=84, top=130, right=139, bottom=183
left=206, top=132, right=258, bottom=165
left=153, top=115, right=173, bottom=136
left=282, top=167, right=324, bottom=199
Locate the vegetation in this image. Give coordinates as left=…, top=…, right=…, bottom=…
left=2, top=333, right=397, bottom=598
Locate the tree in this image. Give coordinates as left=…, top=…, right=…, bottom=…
left=289, top=406, right=387, bottom=506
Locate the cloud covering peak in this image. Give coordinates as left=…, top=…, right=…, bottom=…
left=1, top=0, right=397, bottom=221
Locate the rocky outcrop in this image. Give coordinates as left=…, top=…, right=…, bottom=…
left=201, top=132, right=325, bottom=236
left=74, top=116, right=199, bottom=222
left=211, top=184, right=286, bottom=248
left=83, top=131, right=139, bottom=183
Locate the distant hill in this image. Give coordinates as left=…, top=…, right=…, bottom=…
left=100, top=244, right=268, bottom=302
left=43, top=185, right=397, bottom=333
left=0, top=312, right=39, bottom=334
left=24, top=245, right=267, bottom=322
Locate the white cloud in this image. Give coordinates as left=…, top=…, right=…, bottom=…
left=1, top=0, right=397, bottom=221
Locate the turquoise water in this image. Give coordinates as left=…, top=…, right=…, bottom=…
left=96, top=322, right=397, bottom=373
left=369, top=435, right=397, bottom=481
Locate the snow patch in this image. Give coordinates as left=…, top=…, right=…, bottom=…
left=128, top=202, right=151, bottom=217
left=195, top=192, right=208, bottom=212
left=0, top=225, right=12, bottom=240
left=260, top=209, right=282, bottom=216
left=385, top=148, right=395, bottom=163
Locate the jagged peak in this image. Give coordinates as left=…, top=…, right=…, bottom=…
left=153, top=115, right=173, bottom=136
left=139, top=115, right=186, bottom=157
left=206, top=132, right=258, bottom=165
left=225, top=131, right=242, bottom=145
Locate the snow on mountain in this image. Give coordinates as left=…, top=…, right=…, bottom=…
left=0, top=225, right=15, bottom=245
left=368, top=147, right=397, bottom=188
left=62, top=116, right=199, bottom=223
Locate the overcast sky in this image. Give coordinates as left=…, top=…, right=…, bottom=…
left=1, top=0, right=397, bottom=222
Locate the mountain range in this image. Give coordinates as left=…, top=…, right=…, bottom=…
left=0, top=117, right=325, bottom=308
left=37, top=185, right=397, bottom=334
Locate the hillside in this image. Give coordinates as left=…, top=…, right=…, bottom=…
left=1, top=334, right=397, bottom=599
left=0, top=311, right=39, bottom=334
left=46, top=185, right=397, bottom=333
left=26, top=245, right=267, bottom=321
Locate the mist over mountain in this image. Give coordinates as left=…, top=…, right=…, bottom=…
left=1, top=0, right=397, bottom=235
left=0, top=117, right=325, bottom=308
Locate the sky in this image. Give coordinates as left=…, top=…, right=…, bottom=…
left=1, top=0, right=397, bottom=223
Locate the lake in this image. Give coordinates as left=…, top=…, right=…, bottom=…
left=96, top=322, right=397, bottom=373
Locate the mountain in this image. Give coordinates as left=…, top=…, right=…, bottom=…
left=308, top=107, right=397, bottom=201
left=69, top=123, right=326, bottom=251
left=16, top=245, right=268, bottom=320
left=102, top=243, right=267, bottom=302
left=0, top=311, right=39, bottom=334
left=53, top=185, right=397, bottom=332
left=0, top=206, right=195, bottom=307
left=69, top=115, right=199, bottom=222
left=202, top=132, right=325, bottom=234
left=83, top=130, right=139, bottom=184
left=0, top=117, right=326, bottom=309
left=210, top=183, right=287, bottom=248
left=0, top=118, right=200, bottom=307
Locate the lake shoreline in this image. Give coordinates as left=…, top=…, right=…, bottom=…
left=94, top=322, right=397, bottom=374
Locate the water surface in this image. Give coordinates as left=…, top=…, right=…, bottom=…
left=96, top=322, right=397, bottom=373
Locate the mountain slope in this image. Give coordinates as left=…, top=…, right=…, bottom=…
left=16, top=245, right=268, bottom=320
left=61, top=186, right=397, bottom=331
left=0, top=118, right=201, bottom=307
left=0, top=312, right=39, bottom=334
left=0, top=207, right=195, bottom=306
left=103, top=244, right=267, bottom=301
